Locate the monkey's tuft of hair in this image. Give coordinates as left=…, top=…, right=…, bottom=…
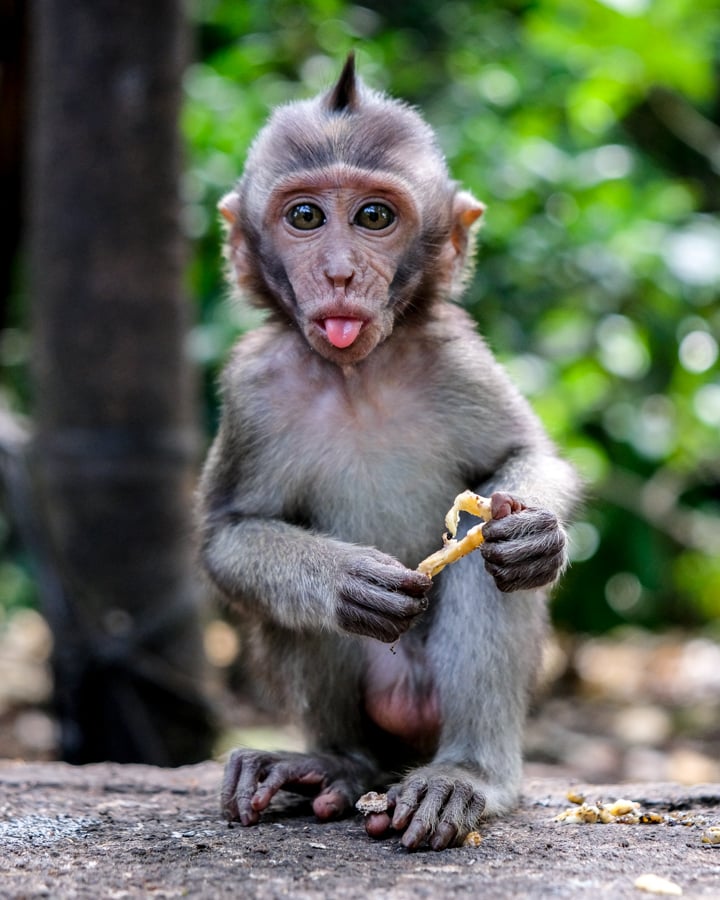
left=324, top=52, right=359, bottom=114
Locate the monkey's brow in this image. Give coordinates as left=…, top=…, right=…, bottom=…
left=270, top=165, right=417, bottom=201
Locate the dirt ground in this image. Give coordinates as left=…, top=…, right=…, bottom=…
left=1, top=615, right=720, bottom=897
left=0, top=760, right=719, bottom=899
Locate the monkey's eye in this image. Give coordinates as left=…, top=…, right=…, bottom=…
left=354, top=203, right=395, bottom=231
left=287, top=203, right=326, bottom=230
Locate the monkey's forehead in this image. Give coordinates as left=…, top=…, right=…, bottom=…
left=262, top=163, right=425, bottom=205
left=242, top=93, right=451, bottom=195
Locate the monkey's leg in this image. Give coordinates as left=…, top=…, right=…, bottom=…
left=367, top=559, right=547, bottom=850
left=222, top=632, right=379, bottom=826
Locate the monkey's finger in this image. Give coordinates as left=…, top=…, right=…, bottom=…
left=350, top=584, right=430, bottom=619
left=481, top=528, right=565, bottom=568
left=427, top=781, right=473, bottom=850
left=401, top=814, right=434, bottom=849
left=482, top=508, right=560, bottom=543
left=337, top=605, right=406, bottom=642
left=365, top=811, right=392, bottom=837
left=454, top=791, right=487, bottom=847
left=244, top=762, right=321, bottom=820
left=485, top=547, right=566, bottom=592
left=466, top=789, right=487, bottom=824
left=338, top=585, right=428, bottom=640
left=312, top=783, right=353, bottom=820
left=391, top=774, right=429, bottom=830
left=223, top=751, right=274, bottom=825
left=429, top=821, right=458, bottom=851
left=221, top=748, right=274, bottom=821
left=490, top=491, right=527, bottom=520
left=432, top=782, right=485, bottom=850
left=392, top=569, right=433, bottom=596
left=358, top=561, right=432, bottom=597
left=253, top=757, right=328, bottom=807
left=400, top=778, right=457, bottom=849
left=221, top=749, right=246, bottom=820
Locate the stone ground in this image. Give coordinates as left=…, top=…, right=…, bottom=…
left=0, top=760, right=719, bottom=899
left=2, top=616, right=720, bottom=897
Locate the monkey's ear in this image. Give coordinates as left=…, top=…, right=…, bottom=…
left=442, top=190, right=485, bottom=297
left=219, top=190, right=241, bottom=225
left=451, top=191, right=485, bottom=255
left=325, top=53, right=360, bottom=113
left=218, top=190, right=254, bottom=290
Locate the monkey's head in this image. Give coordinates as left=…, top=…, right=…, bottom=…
left=220, top=55, right=484, bottom=366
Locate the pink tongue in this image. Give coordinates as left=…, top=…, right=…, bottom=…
left=323, top=317, right=363, bottom=349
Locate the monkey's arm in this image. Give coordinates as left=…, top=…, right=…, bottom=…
left=198, top=430, right=431, bottom=643
left=201, top=515, right=430, bottom=641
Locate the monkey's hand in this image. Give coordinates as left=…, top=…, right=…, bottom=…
left=363, top=764, right=488, bottom=850
left=480, top=491, right=567, bottom=592
left=222, top=749, right=374, bottom=826
left=335, top=546, right=431, bottom=643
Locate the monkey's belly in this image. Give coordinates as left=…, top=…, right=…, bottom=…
left=362, top=639, right=441, bottom=749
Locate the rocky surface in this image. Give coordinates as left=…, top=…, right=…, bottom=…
left=0, top=760, right=718, bottom=898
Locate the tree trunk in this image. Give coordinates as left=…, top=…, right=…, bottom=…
left=26, top=0, right=215, bottom=765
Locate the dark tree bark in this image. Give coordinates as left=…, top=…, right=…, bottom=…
left=26, top=0, right=215, bottom=765
left=0, top=0, right=28, bottom=330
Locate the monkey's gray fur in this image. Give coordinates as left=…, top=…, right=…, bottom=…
left=198, top=55, right=580, bottom=850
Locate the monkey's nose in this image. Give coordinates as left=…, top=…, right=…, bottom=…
left=326, top=274, right=355, bottom=291
left=324, top=263, right=355, bottom=289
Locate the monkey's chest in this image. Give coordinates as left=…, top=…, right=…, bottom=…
left=274, top=383, right=468, bottom=561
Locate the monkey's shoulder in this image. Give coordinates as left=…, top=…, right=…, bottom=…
left=413, top=306, right=531, bottom=405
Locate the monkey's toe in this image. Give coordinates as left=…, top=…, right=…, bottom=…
left=364, top=811, right=392, bottom=837
left=312, top=787, right=351, bottom=820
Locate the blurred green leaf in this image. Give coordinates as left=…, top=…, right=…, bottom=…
left=170, top=0, right=720, bottom=633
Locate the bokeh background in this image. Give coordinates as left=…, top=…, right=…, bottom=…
left=0, top=0, right=718, bottom=777
left=182, top=0, right=720, bottom=632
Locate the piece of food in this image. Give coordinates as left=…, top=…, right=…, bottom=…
left=417, top=491, right=493, bottom=577
left=605, top=799, right=640, bottom=817
left=554, top=796, right=659, bottom=826
left=355, top=791, right=389, bottom=815
left=634, top=873, right=683, bottom=895
left=701, top=826, right=720, bottom=845
left=462, top=831, right=483, bottom=847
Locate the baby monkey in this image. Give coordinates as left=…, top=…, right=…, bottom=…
left=198, top=55, right=579, bottom=850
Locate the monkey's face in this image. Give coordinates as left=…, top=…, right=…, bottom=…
left=264, top=166, right=424, bottom=366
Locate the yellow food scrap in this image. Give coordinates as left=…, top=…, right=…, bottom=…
left=555, top=796, right=663, bottom=826
left=634, top=873, right=683, bottom=895
left=463, top=831, right=483, bottom=847
left=555, top=804, right=601, bottom=824
left=566, top=790, right=586, bottom=805
left=606, top=799, right=641, bottom=817
left=417, top=491, right=493, bottom=578
left=701, top=826, right=720, bottom=845
left=640, top=813, right=667, bottom=825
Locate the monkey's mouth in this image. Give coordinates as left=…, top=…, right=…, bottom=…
left=318, top=317, right=365, bottom=349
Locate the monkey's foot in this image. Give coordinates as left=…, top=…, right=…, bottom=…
left=363, top=764, right=490, bottom=850
left=221, top=748, right=373, bottom=826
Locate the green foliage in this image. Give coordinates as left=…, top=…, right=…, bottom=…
left=184, top=0, right=720, bottom=631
